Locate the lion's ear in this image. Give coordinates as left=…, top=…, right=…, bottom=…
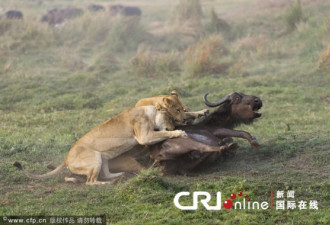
left=155, top=103, right=163, bottom=111
left=163, top=97, right=173, bottom=107
left=170, top=90, right=178, bottom=97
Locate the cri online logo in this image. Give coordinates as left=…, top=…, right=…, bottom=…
left=174, top=191, right=266, bottom=210
left=174, top=190, right=319, bottom=211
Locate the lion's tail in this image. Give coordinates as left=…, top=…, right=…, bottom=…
left=13, top=161, right=66, bottom=179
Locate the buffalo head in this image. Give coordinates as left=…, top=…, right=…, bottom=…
left=203, top=92, right=262, bottom=126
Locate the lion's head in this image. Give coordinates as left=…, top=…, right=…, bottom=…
left=161, top=92, right=186, bottom=124
left=154, top=103, right=176, bottom=131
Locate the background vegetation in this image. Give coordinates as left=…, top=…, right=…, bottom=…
left=0, top=0, right=329, bottom=224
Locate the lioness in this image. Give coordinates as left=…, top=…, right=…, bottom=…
left=100, top=91, right=210, bottom=175
left=136, top=90, right=209, bottom=125
left=14, top=105, right=186, bottom=185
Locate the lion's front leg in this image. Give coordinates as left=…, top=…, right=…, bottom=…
left=134, top=121, right=186, bottom=146
left=182, top=109, right=209, bottom=124
left=187, top=109, right=209, bottom=118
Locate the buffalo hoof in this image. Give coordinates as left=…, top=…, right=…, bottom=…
left=251, top=138, right=261, bottom=149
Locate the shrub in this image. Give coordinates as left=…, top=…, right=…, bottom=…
left=0, top=19, right=55, bottom=53
left=131, top=49, right=181, bottom=77
left=169, top=0, right=205, bottom=47
left=284, top=0, right=303, bottom=32
left=54, top=13, right=148, bottom=53
left=183, top=34, right=230, bottom=77
left=152, top=29, right=198, bottom=51
left=205, top=8, right=230, bottom=35
left=0, top=19, right=12, bottom=35
left=172, top=0, right=203, bottom=24
left=105, top=17, right=148, bottom=52
left=147, top=21, right=202, bottom=51
left=56, top=12, right=113, bottom=47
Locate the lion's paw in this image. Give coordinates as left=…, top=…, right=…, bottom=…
left=173, top=130, right=187, bottom=137
left=197, top=109, right=210, bottom=118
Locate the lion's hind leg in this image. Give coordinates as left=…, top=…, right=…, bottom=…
left=108, top=154, right=145, bottom=174
left=66, top=146, right=110, bottom=185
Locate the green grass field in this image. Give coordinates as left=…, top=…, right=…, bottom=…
left=0, top=0, right=329, bottom=224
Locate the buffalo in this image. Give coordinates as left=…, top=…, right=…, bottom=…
left=41, top=7, right=83, bottom=26
left=109, top=4, right=141, bottom=17
left=149, top=92, right=263, bottom=175
left=5, top=10, right=23, bottom=19
left=88, top=4, right=105, bottom=12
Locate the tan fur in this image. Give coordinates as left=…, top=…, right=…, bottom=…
left=136, top=92, right=186, bottom=124
left=154, top=103, right=175, bottom=131
left=17, top=106, right=186, bottom=185
left=135, top=90, right=209, bottom=125
left=104, top=104, right=176, bottom=176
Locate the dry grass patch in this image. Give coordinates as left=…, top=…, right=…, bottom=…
left=205, top=8, right=230, bottom=35
left=172, top=21, right=204, bottom=40
left=172, top=0, right=203, bottom=25
left=148, top=20, right=204, bottom=52
left=131, top=49, right=181, bottom=77
left=89, top=52, right=119, bottom=73
left=183, top=34, right=230, bottom=77
left=284, top=0, right=303, bottom=32
left=0, top=19, right=55, bottom=53
left=233, top=34, right=266, bottom=55
left=318, top=43, right=330, bottom=71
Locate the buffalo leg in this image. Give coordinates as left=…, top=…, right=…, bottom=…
left=211, top=128, right=260, bottom=148
left=159, top=137, right=223, bottom=159
left=160, top=142, right=238, bottom=175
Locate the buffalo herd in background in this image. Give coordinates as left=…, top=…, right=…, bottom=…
left=0, top=4, right=141, bottom=26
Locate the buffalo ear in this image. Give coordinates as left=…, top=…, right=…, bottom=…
left=163, top=97, right=173, bottom=107
left=230, top=93, right=242, bottom=103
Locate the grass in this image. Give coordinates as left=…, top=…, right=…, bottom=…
left=183, top=34, right=230, bottom=77
left=131, top=49, right=180, bottom=77
left=284, top=0, right=303, bottom=32
left=205, top=8, right=231, bottom=36
left=172, top=0, right=203, bottom=24
left=0, top=0, right=330, bottom=224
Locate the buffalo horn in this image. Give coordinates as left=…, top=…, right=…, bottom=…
left=203, top=93, right=230, bottom=107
